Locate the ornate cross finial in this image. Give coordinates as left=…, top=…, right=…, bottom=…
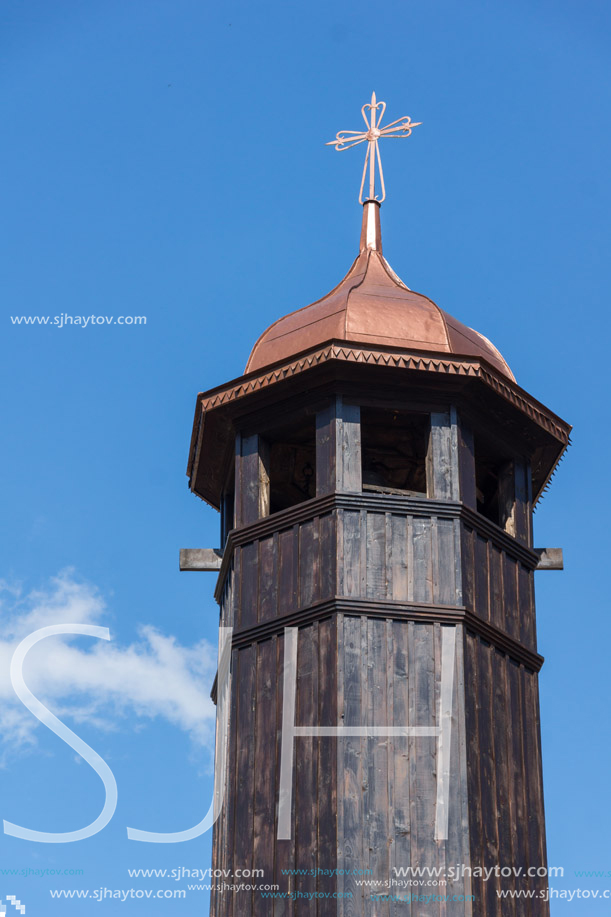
left=327, top=92, right=421, bottom=204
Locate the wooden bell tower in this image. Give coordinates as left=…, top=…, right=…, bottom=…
left=184, top=99, right=570, bottom=917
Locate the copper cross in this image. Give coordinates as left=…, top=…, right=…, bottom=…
left=327, top=92, right=421, bottom=204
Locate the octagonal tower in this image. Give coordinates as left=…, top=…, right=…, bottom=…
left=187, top=107, right=570, bottom=916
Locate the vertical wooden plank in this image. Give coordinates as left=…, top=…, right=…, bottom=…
left=253, top=639, right=277, bottom=916
left=342, top=615, right=366, bottom=917
left=233, top=432, right=243, bottom=530
left=518, top=564, right=534, bottom=650
left=274, top=632, right=295, bottom=917
left=317, top=617, right=338, bottom=900
left=223, top=646, right=240, bottom=917
left=434, top=518, right=456, bottom=605
left=390, top=515, right=408, bottom=601
left=233, top=546, right=243, bottom=631
left=433, top=624, right=447, bottom=917
left=503, top=553, right=519, bottom=641
left=299, top=518, right=320, bottom=608
left=492, top=650, right=516, bottom=914
left=359, top=510, right=367, bottom=599
left=522, top=670, right=549, bottom=910
left=319, top=512, right=337, bottom=601
left=367, top=617, right=390, bottom=917
left=406, top=516, right=414, bottom=603
left=408, top=623, right=436, bottom=917
left=461, top=525, right=475, bottom=613
left=489, top=545, right=504, bottom=631
left=463, top=633, right=483, bottom=912
left=476, top=640, right=501, bottom=914
left=412, top=518, right=433, bottom=603
left=507, top=659, right=531, bottom=916
left=234, top=644, right=256, bottom=915
left=240, top=541, right=259, bottom=629
left=259, top=535, right=277, bottom=623
left=342, top=511, right=362, bottom=598
left=446, top=626, right=471, bottom=913
left=295, top=624, right=318, bottom=912
left=360, top=616, right=369, bottom=915
left=277, top=527, right=298, bottom=615
left=366, top=512, right=387, bottom=599
left=385, top=513, right=393, bottom=599
left=337, top=614, right=346, bottom=916
left=391, top=619, right=411, bottom=917
left=474, top=535, right=490, bottom=622
left=453, top=518, right=463, bottom=606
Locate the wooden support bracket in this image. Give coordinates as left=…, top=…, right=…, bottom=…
left=179, top=548, right=223, bottom=571
left=534, top=548, right=564, bottom=570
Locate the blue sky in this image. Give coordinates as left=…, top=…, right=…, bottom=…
left=1, top=0, right=610, bottom=912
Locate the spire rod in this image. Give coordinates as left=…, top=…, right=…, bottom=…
left=326, top=91, right=421, bottom=204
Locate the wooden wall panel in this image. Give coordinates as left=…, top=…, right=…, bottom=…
left=210, top=483, right=544, bottom=915
left=464, top=635, right=549, bottom=916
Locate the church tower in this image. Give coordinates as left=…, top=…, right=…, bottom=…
left=185, top=95, right=570, bottom=916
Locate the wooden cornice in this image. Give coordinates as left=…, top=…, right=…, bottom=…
left=194, top=341, right=571, bottom=446
left=224, top=596, right=544, bottom=673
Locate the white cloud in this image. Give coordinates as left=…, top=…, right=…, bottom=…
left=0, top=572, right=218, bottom=760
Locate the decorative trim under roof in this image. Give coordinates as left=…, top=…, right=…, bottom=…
left=196, top=340, right=570, bottom=445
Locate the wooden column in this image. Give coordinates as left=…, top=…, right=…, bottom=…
left=234, top=433, right=270, bottom=527
left=498, top=458, right=532, bottom=546
left=315, top=395, right=361, bottom=495
left=456, top=413, right=477, bottom=509
left=426, top=408, right=460, bottom=500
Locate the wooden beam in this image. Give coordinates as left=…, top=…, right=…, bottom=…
left=534, top=548, right=563, bottom=571
left=179, top=548, right=223, bottom=571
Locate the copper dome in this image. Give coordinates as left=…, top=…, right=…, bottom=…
left=246, top=202, right=514, bottom=382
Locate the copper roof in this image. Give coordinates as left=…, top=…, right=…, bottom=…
left=246, top=202, right=514, bottom=382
